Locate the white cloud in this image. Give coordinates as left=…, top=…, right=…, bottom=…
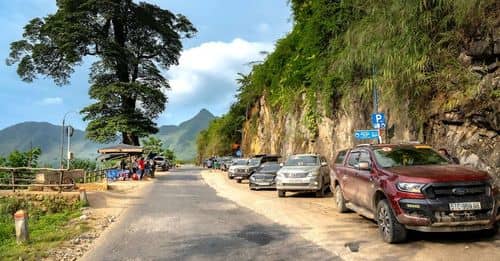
left=39, top=97, right=63, bottom=105
left=161, top=38, right=274, bottom=124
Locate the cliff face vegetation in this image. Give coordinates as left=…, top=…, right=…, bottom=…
left=197, top=0, right=499, bottom=176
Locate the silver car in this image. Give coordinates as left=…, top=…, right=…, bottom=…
left=227, top=158, right=249, bottom=180
left=276, top=154, right=331, bottom=198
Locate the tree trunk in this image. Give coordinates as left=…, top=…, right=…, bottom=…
left=112, top=15, right=140, bottom=146
left=122, top=132, right=140, bottom=146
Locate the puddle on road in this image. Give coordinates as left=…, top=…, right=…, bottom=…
left=237, top=230, right=275, bottom=246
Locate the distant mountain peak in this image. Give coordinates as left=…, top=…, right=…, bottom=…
left=196, top=108, right=214, bottom=118
left=156, top=109, right=215, bottom=160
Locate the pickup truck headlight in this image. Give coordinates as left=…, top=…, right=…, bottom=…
left=249, top=175, right=255, bottom=181
left=396, top=182, right=425, bottom=193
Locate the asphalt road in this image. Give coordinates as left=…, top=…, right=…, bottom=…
left=83, top=167, right=337, bottom=261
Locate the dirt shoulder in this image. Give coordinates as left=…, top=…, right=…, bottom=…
left=44, top=174, right=160, bottom=261
left=201, top=170, right=500, bottom=261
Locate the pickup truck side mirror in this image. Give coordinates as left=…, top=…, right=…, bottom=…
left=357, top=161, right=371, bottom=171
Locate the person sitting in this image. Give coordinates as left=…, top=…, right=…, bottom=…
left=438, top=148, right=460, bottom=164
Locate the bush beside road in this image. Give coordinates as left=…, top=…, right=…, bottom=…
left=201, top=169, right=500, bottom=261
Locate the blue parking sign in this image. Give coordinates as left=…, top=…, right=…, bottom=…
left=354, top=130, right=380, bottom=140
left=371, top=113, right=386, bottom=129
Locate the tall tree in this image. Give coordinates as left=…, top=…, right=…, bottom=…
left=7, top=0, right=196, bottom=145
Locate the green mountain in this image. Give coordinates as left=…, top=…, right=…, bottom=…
left=0, top=122, right=103, bottom=165
left=0, top=109, right=215, bottom=165
left=156, top=109, right=215, bottom=160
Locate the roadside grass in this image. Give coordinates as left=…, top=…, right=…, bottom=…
left=0, top=206, right=90, bottom=260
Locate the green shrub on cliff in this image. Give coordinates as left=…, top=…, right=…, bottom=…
left=198, top=0, right=497, bottom=156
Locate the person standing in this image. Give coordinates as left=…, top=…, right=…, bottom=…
left=150, top=159, right=156, bottom=178
left=120, top=159, right=126, bottom=171
left=138, top=157, right=146, bottom=180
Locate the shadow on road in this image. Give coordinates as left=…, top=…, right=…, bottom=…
left=162, top=223, right=340, bottom=260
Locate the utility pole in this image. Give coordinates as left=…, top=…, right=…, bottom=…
left=372, top=65, right=378, bottom=115
left=60, top=111, right=77, bottom=169
left=372, top=65, right=382, bottom=144
left=67, top=126, right=71, bottom=169
left=60, top=118, right=65, bottom=169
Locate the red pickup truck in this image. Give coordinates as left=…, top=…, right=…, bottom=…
left=331, top=144, right=499, bottom=243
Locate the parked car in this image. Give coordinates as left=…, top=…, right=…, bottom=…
left=228, top=158, right=249, bottom=179
left=276, top=154, right=331, bottom=198
left=249, top=162, right=281, bottom=190
left=233, top=155, right=280, bottom=183
left=153, top=156, right=170, bottom=171
left=220, top=157, right=233, bottom=171
left=332, top=144, right=499, bottom=243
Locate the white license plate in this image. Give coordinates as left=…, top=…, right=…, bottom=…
left=256, top=182, right=270, bottom=186
left=286, top=178, right=309, bottom=184
left=449, top=202, right=481, bottom=211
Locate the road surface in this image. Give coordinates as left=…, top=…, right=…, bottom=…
left=201, top=169, right=500, bottom=261
left=83, top=167, right=337, bottom=260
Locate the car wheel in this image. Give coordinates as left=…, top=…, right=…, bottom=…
left=483, top=223, right=498, bottom=237
left=278, top=190, right=286, bottom=198
left=376, top=199, right=407, bottom=243
left=236, top=179, right=242, bottom=183
left=334, top=185, right=348, bottom=213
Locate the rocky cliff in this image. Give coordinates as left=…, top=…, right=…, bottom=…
left=242, top=29, right=499, bottom=177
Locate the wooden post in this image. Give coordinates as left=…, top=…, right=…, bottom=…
left=84, top=171, right=87, bottom=184
left=79, top=188, right=89, bottom=206
left=59, top=170, right=63, bottom=193
left=14, top=210, right=29, bottom=243
left=11, top=170, right=15, bottom=192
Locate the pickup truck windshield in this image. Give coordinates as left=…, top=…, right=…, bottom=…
left=248, top=158, right=261, bottom=166
left=233, top=160, right=248, bottom=165
left=373, top=147, right=449, bottom=168
left=285, top=156, right=318, bottom=166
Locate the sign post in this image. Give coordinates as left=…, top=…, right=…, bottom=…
left=371, top=113, right=386, bottom=143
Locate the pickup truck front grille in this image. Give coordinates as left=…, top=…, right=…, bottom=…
left=422, top=182, right=489, bottom=199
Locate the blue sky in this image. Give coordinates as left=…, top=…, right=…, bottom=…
left=0, top=0, right=292, bottom=130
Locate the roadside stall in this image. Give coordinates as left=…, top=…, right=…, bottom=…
left=97, top=144, right=144, bottom=181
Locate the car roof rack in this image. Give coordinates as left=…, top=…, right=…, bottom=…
left=398, top=141, right=421, bottom=145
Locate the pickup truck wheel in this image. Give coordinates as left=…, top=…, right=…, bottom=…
left=376, top=199, right=407, bottom=243
left=278, top=190, right=286, bottom=198
left=483, top=223, right=498, bottom=237
left=228, top=175, right=233, bottom=179
left=334, top=185, right=348, bottom=213
left=236, top=179, right=242, bottom=183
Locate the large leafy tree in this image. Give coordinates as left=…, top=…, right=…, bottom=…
left=7, top=0, right=196, bottom=145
